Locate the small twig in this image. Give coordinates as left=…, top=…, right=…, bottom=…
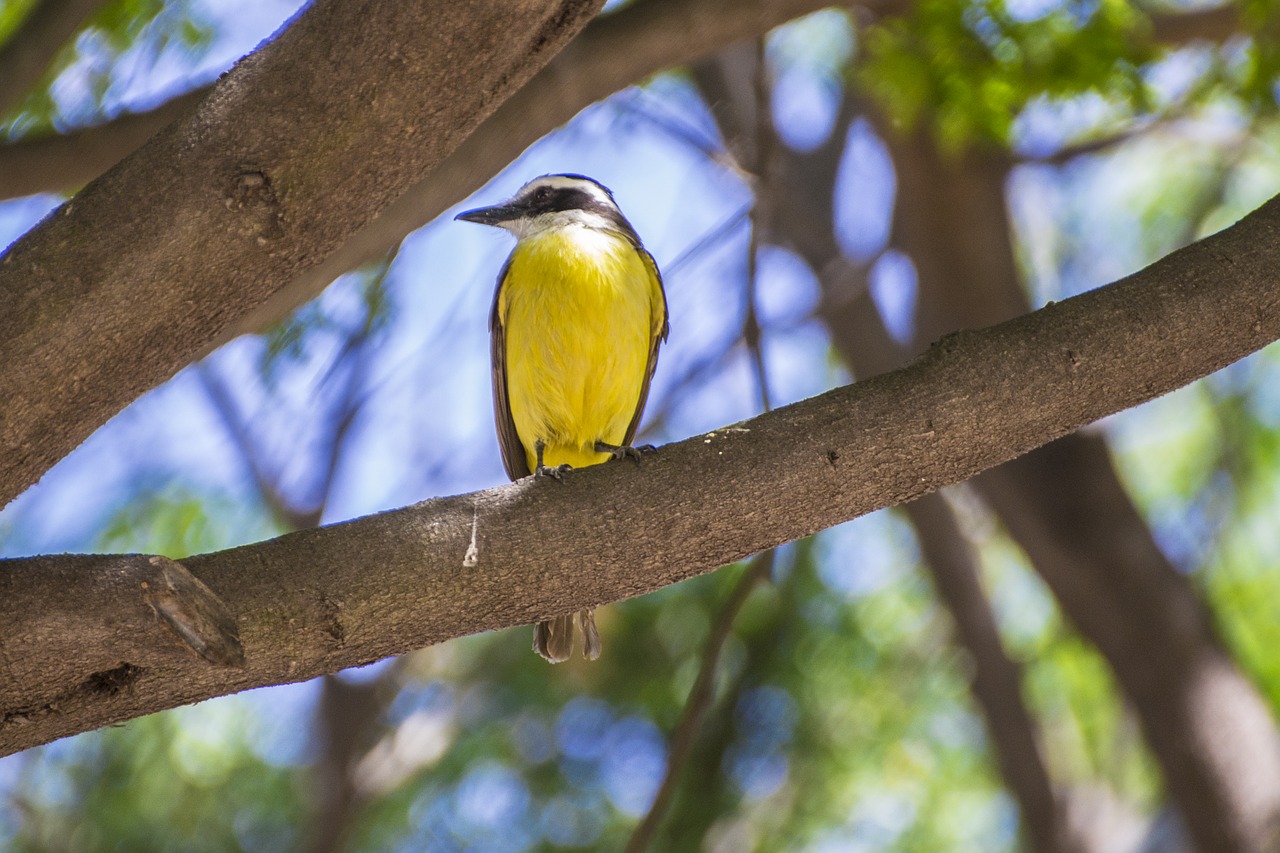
left=198, top=253, right=396, bottom=531
left=742, top=37, right=775, bottom=414
left=624, top=551, right=774, bottom=853
left=310, top=254, right=397, bottom=521
left=663, top=203, right=753, bottom=278
left=195, top=362, right=312, bottom=531
left=612, top=89, right=752, bottom=183
left=636, top=339, right=740, bottom=441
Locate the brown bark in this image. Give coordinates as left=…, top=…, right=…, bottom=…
left=0, top=0, right=1236, bottom=512
left=1, top=204, right=1278, bottom=757
left=819, top=273, right=1085, bottom=853
left=0, top=0, right=604, bottom=510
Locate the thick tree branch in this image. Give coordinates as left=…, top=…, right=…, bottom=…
left=0, top=0, right=111, bottom=117
left=2, top=198, right=1279, bottom=756
left=0, top=0, right=604, bottom=509
left=225, top=0, right=886, bottom=343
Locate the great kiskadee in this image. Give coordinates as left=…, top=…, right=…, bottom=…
left=456, top=174, right=669, bottom=663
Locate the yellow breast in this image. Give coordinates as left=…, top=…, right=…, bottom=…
left=499, top=226, right=662, bottom=472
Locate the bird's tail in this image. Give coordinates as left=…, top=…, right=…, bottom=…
left=533, top=609, right=602, bottom=663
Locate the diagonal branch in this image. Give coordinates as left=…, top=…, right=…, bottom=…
left=2, top=197, right=1279, bottom=757
left=625, top=553, right=774, bottom=853
left=0, top=0, right=605, bottom=509
left=823, top=262, right=1078, bottom=853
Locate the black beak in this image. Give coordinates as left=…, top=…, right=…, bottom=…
left=455, top=203, right=520, bottom=226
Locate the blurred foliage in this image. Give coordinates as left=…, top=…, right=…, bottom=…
left=860, top=0, right=1152, bottom=149
left=8, top=705, right=305, bottom=853
left=1, top=0, right=213, bottom=135
left=3, top=0, right=1280, bottom=851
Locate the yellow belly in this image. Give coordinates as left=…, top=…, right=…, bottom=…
left=500, top=227, right=660, bottom=473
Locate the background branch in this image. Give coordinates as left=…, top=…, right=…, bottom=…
left=626, top=553, right=774, bottom=853
left=0, top=88, right=208, bottom=200
left=0, top=0, right=111, bottom=117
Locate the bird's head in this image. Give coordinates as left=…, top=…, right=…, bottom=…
left=455, top=174, right=636, bottom=241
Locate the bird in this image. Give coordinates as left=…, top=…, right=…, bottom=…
left=456, top=173, right=669, bottom=663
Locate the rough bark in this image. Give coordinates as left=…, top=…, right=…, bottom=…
left=0, top=1, right=1244, bottom=512
left=0, top=0, right=604, bottom=509
left=2, top=202, right=1279, bottom=757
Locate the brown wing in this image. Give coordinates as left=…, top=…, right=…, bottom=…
left=622, top=246, right=670, bottom=446
left=489, top=258, right=532, bottom=480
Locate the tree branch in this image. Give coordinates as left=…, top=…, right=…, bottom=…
left=1148, top=3, right=1244, bottom=46
left=818, top=262, right=1076, bottom=853
left=626, top=554, right=773, bottom=853
left=0, top=0, right=111, bottom=117
left=0, top=0, right=604, bottom=509
left=222, top=0, right=886, bottom=343
left=904, top=495, right=1077, bottom=853
left=2, top=197, right=1279, bottom=756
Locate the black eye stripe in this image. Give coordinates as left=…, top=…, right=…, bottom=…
left=516, top=183, right=643, bottom=246
left=519, top=187, right=599, bottom=213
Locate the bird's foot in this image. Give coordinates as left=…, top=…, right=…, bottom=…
left=594, top=441, right=656, bottom=465
left=535, top=463, right=573, bottom=480
left=533, top=439, right=572, bottom=480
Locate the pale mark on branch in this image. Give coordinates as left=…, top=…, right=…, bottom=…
left=463, top=504, right=480, bottom=568
left=702, top=427, right=749, bottom=443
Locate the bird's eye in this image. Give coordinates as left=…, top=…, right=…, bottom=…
left=534, top=187, right=551, bottom=200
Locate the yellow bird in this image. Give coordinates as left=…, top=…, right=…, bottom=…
left=456, top=174, right=669, bottom=663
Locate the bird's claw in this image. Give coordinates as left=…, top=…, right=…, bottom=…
left=595, top=441, right=656, bottom=465
left=535, top=463, right=573, bottom=480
